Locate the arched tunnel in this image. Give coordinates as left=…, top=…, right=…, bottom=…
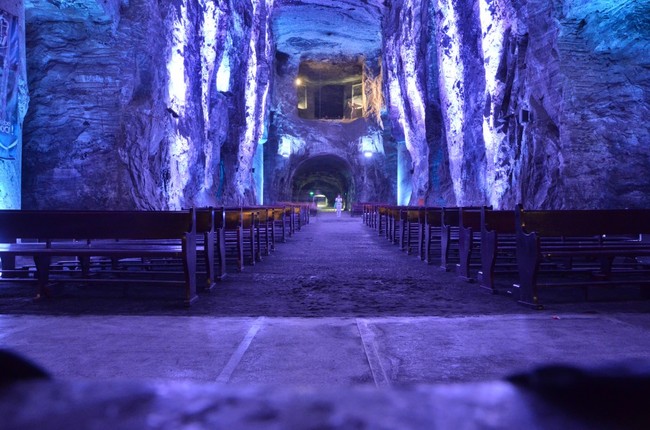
left=291, top=155, right=354, bottom=209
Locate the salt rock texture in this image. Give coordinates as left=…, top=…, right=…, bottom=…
left=266, top=0, right=393, bottom=205
left=383, top=0, right=454, bottom=206
left=22, top=0, right=273, bottom=209
left=17, top=0, right=650, bottom=210
left=0, top=0, right=29, bottom=209
left=383, top=0, right=649, bottom=209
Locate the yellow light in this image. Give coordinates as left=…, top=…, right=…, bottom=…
left=295, top=77, right=302, bottom=86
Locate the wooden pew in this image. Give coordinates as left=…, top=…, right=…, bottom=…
left=240, top=207, right=261, bottom=265
left=223, top=208, right=244, bottom=272
left=402, top=207, right=423, bottom=255
left=478, top=207, right=517, bottom=293
left=440, top=208, right=460, bottom=271
left=350, top=203, right=364, bottom=217
left=422, top=207, right=443, bottom=265
left=388, top=206, right=403, bottom=245
left=256, top=207, right=273, bottom=257
left=377, top=205, right=389, bottom=236
left=0, top=209, right=199, bottom=306
left=362, top=203, right=375, bottom=227
left=514, top=205, right=650, bottom=309
left=456, top=207, right=482, bottom=281
left=284, top=206, right=295, bottom=237
left=270, top=206, right=287, bottom=246
left=440, top=207, right=484, bottom=273
left=197, top=207, right=226, bottom=282
left=196, top=208, right=217, bottom=290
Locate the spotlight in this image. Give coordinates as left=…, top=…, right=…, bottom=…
left=295, top=77, right=303, bottom=86
left=363, top=151, right=373, bottom=158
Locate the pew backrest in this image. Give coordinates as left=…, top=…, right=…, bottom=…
left=515, top=204, right=650, bottom=238
left=0, top=210, right=196, bottom=242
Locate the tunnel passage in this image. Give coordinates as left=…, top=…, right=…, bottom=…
left=291, top=155, right=354, bottom=208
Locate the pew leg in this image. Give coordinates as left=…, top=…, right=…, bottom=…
left=78, top=255, right=91, bottom=278
left=457, top=228, right=473, bottom=281
left=424, top=228, right=432, bottom=265
left=264, top=227, right=271, bottom=256
left=33, top=255, right=52, bottom=300
left=440, top=225, right=451, bottom=271
left=203, top=232, right=216, bottom=291
left=515, top=237, right=543, bottom=309
left=248, top=226, right=257, bottom=265
left=237, top=228, right=244, bottom=272
left=216, top=229, right=227, bottom=280
left=270, top=224, right=276, bottom=251
left=182, top=237, right=199, bottom=307
left=418, top=226, right=425, bottom=261
left=479, top=232, right=498, bottom=293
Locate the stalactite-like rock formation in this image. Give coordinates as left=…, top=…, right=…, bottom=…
left=22, top=0, right=274, bottom=209
left=266, top=0, right=392, bottom=205
left=18, top=0, right=650, bottom=210
left=383, top=0, right=649, bottom=209
left=0, top=1, right=28, bottom=209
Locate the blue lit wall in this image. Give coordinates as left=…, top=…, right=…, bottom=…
left=397, top=141, right=412, bottom=205
left=0, top=6, right=27, bottom=209
left=254, top=139, right=265, bottom=204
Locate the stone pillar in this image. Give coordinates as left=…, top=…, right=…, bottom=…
left=253, top=138, right=265, bottom=205
left=397, top=140, right=412, bottom=205
left=0, top=0, right=27, bottom=209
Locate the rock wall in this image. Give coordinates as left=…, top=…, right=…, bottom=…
left=22, top=0, right=273, bottom=209
left=549, top=0, right=650, bottom=208
left=265, top=69, right=391, bottom=205
left=266, top=0, right=391, bottom=205
left=383, top=0, right=453, bottom=206
left=385, top=0, right=649, bottom=209
left=0, top=0, right=29, bottom=209
left=19, top=0, right=650, bottom=210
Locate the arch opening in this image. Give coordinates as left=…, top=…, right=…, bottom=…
left=291, top=155, right=354, bottom=209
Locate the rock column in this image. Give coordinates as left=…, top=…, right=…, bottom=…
left=0, top=0, right=27, bottom=209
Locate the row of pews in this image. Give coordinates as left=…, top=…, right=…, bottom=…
left=0, top=204, right=311, bottom=307
left=362, top=204, right=650, bottom=309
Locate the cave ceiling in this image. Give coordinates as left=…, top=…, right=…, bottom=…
left=272, top=0, right=385, bottom=61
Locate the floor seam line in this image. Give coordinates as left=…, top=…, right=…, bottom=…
left=215, top=316, right=264, bottom=383
left=357, top=318, right=390, bottom=388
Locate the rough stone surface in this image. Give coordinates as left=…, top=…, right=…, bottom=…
left=22, top=0, right=274, bottom=209
left=267, top=0, right=391, bottom=205
left=5, top=376, right=649, bottom=430
left=2, top=214, right=650, bottom=428
left=16, top=0, right=650, bottom=209
left=0, top=0, right=28, bottom=209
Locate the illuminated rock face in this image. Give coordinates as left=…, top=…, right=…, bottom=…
left=19, top=0, right=650, bottom=209
left=538, top=0, right=650, bottom=209
left=383, top=0, right=453, bottom=206
left=384, top=0, right=649, bottom=209
left=0, top=1, right=28, bottom=209
left=22, top=0, right=274, bottom=209
left=266, top=0, right=393, bottom=205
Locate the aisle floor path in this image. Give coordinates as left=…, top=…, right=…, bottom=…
left=2, top=211, right=650, bottom=386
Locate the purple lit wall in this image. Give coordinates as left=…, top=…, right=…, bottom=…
left=384, top=0, right=649, bottom=209
left=15, top=0, right=650, bottom=210
left=383, top=0, right=451, bottom=206
left=265, top=0, right=393, bottom=205
left=21, top=0, right=274, bottom=209
left=0, top=0, right=28, bottom=209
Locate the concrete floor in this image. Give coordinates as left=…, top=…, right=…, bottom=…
left=2, top=212, right=650, bottom=428
left=2, top=313, right=650, bottom=386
